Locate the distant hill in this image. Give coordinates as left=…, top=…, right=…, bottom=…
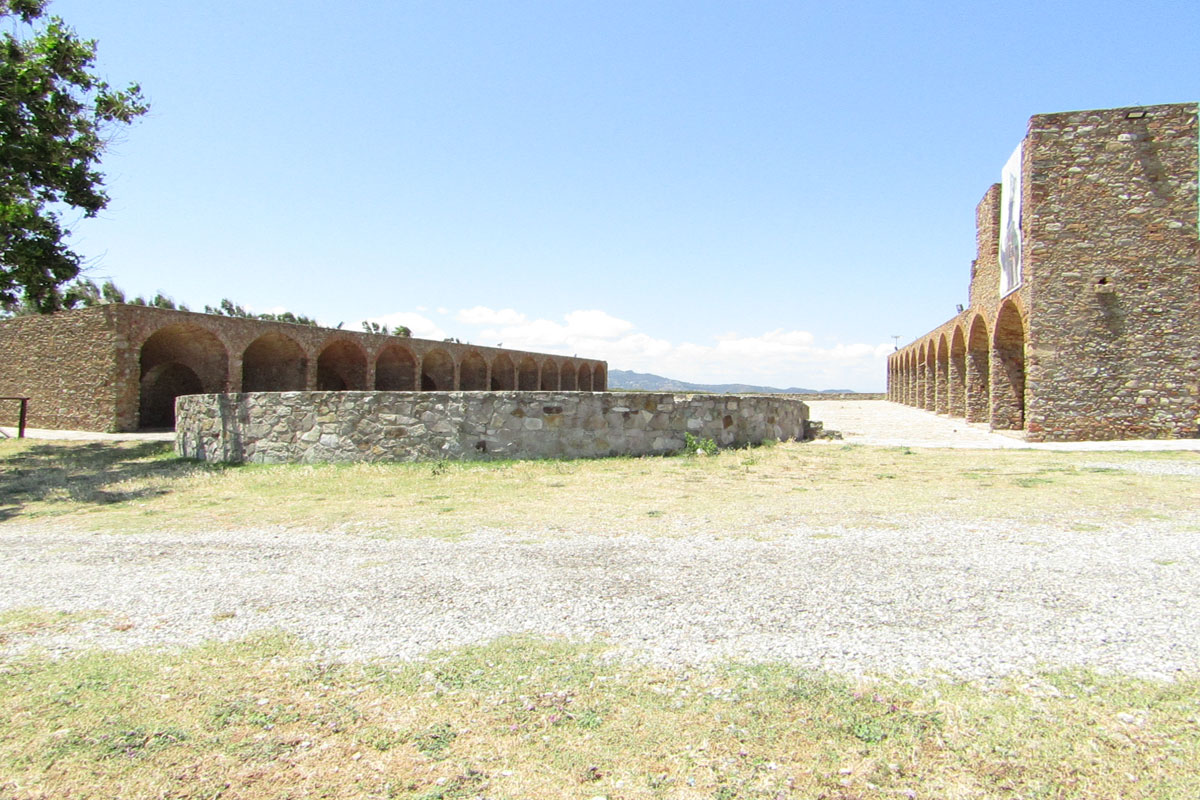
left=607, top=369, right=854, bottom=395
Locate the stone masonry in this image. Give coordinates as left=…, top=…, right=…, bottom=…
left=0, top=304, right=607, bottom=432
left=888, top=102, right=1199, bottom=441
left=175, top=391, right=809, bottom=463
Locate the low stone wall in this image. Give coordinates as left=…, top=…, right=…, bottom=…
left=175, top=391, right=810, bottom=463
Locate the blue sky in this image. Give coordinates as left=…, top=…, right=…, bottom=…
left=44, top=0, right=1200, bottom=390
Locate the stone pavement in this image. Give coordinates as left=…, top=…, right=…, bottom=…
left=0, top=426, right=173, bottom=442
left=806, top=400, right=1200, bottom=451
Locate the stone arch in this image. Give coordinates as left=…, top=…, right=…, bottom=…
left=317, top=339, right=367, bottom=391
left=540, top=359, right=559, bottom=390
left=460, top=351, right=488, bottom=391
left=949, top=326, right=967, bottom=418
left=421, top=348, right=454, bottom=390
left=935, top=334, right=949, bottom=414
left=517, top=356, right=539, bottom=390
left=242, top=332, right=306, bottom=393
left=138, top=324, right=228, bottom=429
left=560, top=361, right=578, bottom=390
left=578, top=363, right=593, bottom=391
left=592, top=363, right=606, bottom=391
left=490, top=353, right=516, bottom=390
left=375, top=344, right=416, bottom=390
left=966, top=315, right=990, bottom=423
left=991, top=299, right=1027, bottom=431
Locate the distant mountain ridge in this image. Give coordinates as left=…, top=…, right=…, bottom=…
left=607, top=369, right=854, bottom=395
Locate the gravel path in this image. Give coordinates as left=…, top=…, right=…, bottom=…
left=4, top=520, right=1199, bottom=680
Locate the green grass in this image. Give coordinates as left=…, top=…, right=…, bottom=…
left=0, top=633, right=1197, bottom=799
left=1, top=438, right=1197, bottom=537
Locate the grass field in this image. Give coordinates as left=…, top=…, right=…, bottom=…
left=0, top=438, right=1197, bottom=537
left=1, top=438, right=1199, bottom=798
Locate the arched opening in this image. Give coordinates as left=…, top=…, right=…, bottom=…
left=490, top=353, right=516, bottom=390
left=375, top=345, right=416, bottom=390
left=421, top=349, right=454, bottom=391
left=592, top=363, right=606, bottom=391
left=904, top=352, right=914, bottom=405
left=935, top=335, right=949, bottom=414
left=966, top=316, right=990, bottom=423
left=991, top=300, right=1027, bottom=430
left=540, top=359, right=559, bottom=390
left=578, top=364, right=593, bottom=391
left=460, top=351, right=488, bottom=390
left=138, top=324, right=228, bottom=429
left=949, top=327, right=967, bottom=418
left=317, top=339, right=367, bottom=391
left=140, top=363, right=203, bottom=429
left=560, top=361, right=577, bottom=390
left=242, top=332, right=306, bottom=392
left=518, top=357, right=539, bottom=390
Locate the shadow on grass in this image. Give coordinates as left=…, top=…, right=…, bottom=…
left=0, top=440, right=221, bottom=521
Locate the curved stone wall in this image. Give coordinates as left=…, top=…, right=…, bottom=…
left=175, top=391, right=810, bottom=463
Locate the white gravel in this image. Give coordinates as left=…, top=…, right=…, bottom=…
left=4, top=519, right=1199, bottom=680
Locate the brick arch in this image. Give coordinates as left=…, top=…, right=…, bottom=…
left=517, top=356, right=539, bottom=390
left=966, top=315, right=990, bottom=423
left=490, top=353, right=516, bottom=390
left=578, top=363, right=593, bottom=391
left=421, top=348, right=454, bottom=390
left=560, top=361, right=577, bottom=390
left=139, top=324, right=229, bottom=429
left=991, top=299, right=1027, bottom=430
left=935, top=334, right=950, bottom=414
left=375, top=344, right=416, bottom=390
left=949, top=326, right=967, bottom=418
left=242, top=332, right=306, bottom=392
left=923, top=340, right=936, bottom=411
left=592, top=363, right=606, bottom=391
left=317, top=338, right=367, bottom=391
left=459, top=350, right=488, bottom=391
left=540, top=359, right=559, bottom=390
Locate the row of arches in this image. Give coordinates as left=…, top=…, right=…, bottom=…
left=887, top=299, right=1027, bottom=431
left=138, top=324, right=606, bottom=429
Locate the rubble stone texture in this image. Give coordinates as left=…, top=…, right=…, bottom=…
left=0, top=305, right=606, bottom=432
left=175, top=391, right=809, bottom=463
left=888, top=102, right=1199, bottom=441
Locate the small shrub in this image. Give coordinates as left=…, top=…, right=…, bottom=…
left=683, top=432, right=718, bottom=457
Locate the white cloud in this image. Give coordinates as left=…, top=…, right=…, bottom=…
left=369, top=304, right=890, bottom=390
left=563, top=309, right=635, bottom=338
left=362, top=311, right=446, bottom=340
left=456, top=306, right=527, bottom=326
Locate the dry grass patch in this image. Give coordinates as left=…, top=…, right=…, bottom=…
left=1, top=634, right=1198, bottom=799
left=0, top=438, right=1196, bottom=536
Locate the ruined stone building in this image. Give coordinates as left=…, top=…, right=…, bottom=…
left=0, top=304, right=607, bottom=432
left=887, top=102, right=1198, bottom=441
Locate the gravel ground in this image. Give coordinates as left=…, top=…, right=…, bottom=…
left=4, top=519, right=1199, bottom=680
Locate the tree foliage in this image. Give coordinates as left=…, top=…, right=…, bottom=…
left=0, top=0, right=147, bottom=311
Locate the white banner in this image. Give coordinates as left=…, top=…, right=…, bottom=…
left=999, top=143, right=1023, bottom=297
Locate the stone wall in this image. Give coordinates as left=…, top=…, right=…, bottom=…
left=889, top=101, right=1199, bottom=441
left=0, top=305, right=607, bottom=431
left=1023, top=104, right=1199, bottom=440
left=175, top=391, right=810, bottom=463
left=0, top=306, right=122, bottom=431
